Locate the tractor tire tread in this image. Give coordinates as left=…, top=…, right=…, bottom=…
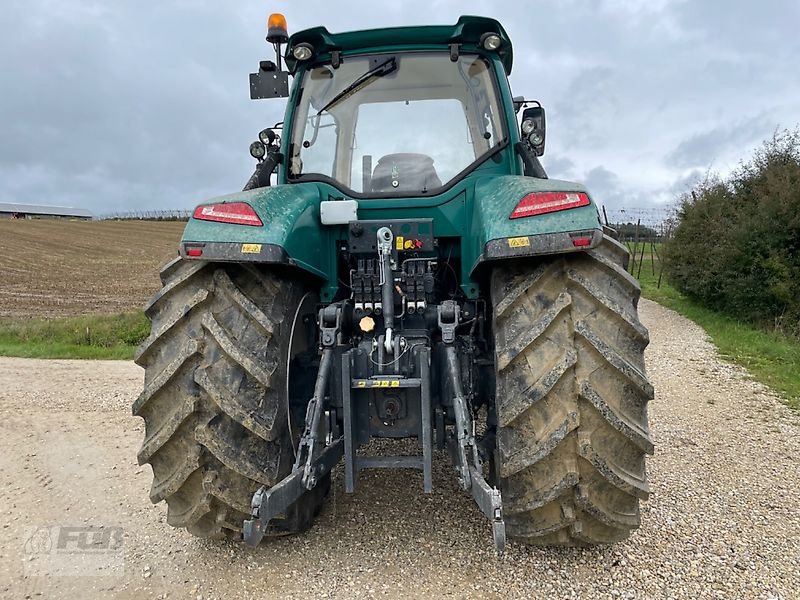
left=492, top=234, right=653, bottom=546
left=134, top=259, right=321, bottom=538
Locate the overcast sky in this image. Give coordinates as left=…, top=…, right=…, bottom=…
left=2, top=0, right=798, bottom=216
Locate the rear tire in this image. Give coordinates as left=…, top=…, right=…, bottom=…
left=133, top=258, right=327, bottom=539
left=491, top=235, right=654, bottom=545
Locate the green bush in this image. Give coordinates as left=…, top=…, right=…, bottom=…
left=664, top=129, right=800, bottom=335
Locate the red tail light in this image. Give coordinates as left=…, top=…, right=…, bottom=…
left=193, top=202, right=263, bottom=226
left=510, top=191, right=590, bottom=219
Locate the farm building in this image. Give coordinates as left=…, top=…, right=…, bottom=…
left=0, top=202, right=93, bottom=220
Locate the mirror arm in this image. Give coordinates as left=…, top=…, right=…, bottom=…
left=515, top=142, right=548, bottom=179
left=243, top=149, right=284, bottom=190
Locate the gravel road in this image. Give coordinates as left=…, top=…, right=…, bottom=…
left=1, top=299, right=798, bottom=599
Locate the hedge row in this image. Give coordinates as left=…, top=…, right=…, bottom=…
left=664, top=130, right=800, bottom=335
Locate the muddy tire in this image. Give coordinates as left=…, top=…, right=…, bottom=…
left=133, top=258, right=327, bottom=539
left=491, top=235, right=654, bottom=546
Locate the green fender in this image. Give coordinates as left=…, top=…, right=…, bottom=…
left=180, top=184, right=328, bottom=279
left=468, top=175, right=603, bottom=274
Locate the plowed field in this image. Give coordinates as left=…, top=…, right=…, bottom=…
left=0, top=220, right=184, bottom=318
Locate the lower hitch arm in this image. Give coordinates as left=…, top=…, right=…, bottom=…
left=439, top=302, right=506, bottom=552
left=243, top=306, right=345, bottom=547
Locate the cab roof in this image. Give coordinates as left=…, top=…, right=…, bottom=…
left=285, top=15, right=513, bottom=75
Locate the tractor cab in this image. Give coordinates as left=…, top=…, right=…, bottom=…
left=247, top=15, right=547, bottom=195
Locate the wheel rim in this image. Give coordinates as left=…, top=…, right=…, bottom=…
left=285, top=291, right=318, bottom=457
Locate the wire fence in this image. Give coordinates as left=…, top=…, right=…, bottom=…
left=604, top=206, right=678, bottom=240
left=97, top=209, right=192, bottom=221
left=603, top=207, right=678, bottom=288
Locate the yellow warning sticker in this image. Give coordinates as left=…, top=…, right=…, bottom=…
left=395, top=236, right=404, bottom=250
left=507, top=237, right=530, bottom=248
left=241, top=243, right=262, bottom=254
left=356, top=379, right=401, bottom=388
left=376, top=380, right=400, bottom=388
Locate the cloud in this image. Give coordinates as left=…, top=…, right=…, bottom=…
left=543, top=155, right=576, bottom=180
left=668, top=168, right=706, bottom=196
left=665, top=115, right=779, bottom=169
left=0, top=0, right=798, bottom=216
left=581, top=165, right=632, bottom=211
left=584, top=166, right=619, bottom=192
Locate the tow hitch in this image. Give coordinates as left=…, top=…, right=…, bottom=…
left=244, top=235, right=505, bottom=551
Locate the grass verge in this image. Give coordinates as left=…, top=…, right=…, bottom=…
left=633, top=245, right=800, bottom=410
left=0, top=312, right=148, bottom=360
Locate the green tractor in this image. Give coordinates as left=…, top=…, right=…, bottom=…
left=133, top=14, right=653, bottom=550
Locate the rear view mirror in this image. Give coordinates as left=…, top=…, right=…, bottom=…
left=250, top=61, right=290, bottom=99
left=521, top=105, right=546, bottom=156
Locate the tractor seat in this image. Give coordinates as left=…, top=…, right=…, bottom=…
left=371, top=153, right=442, bottom=193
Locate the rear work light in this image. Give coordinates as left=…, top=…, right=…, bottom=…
left=193, top=202, right=263, bottom=226
left=510, top=191, right=590, bottom=219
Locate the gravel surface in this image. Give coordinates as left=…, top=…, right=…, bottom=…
left=1, top=299, right=798, bottom=599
